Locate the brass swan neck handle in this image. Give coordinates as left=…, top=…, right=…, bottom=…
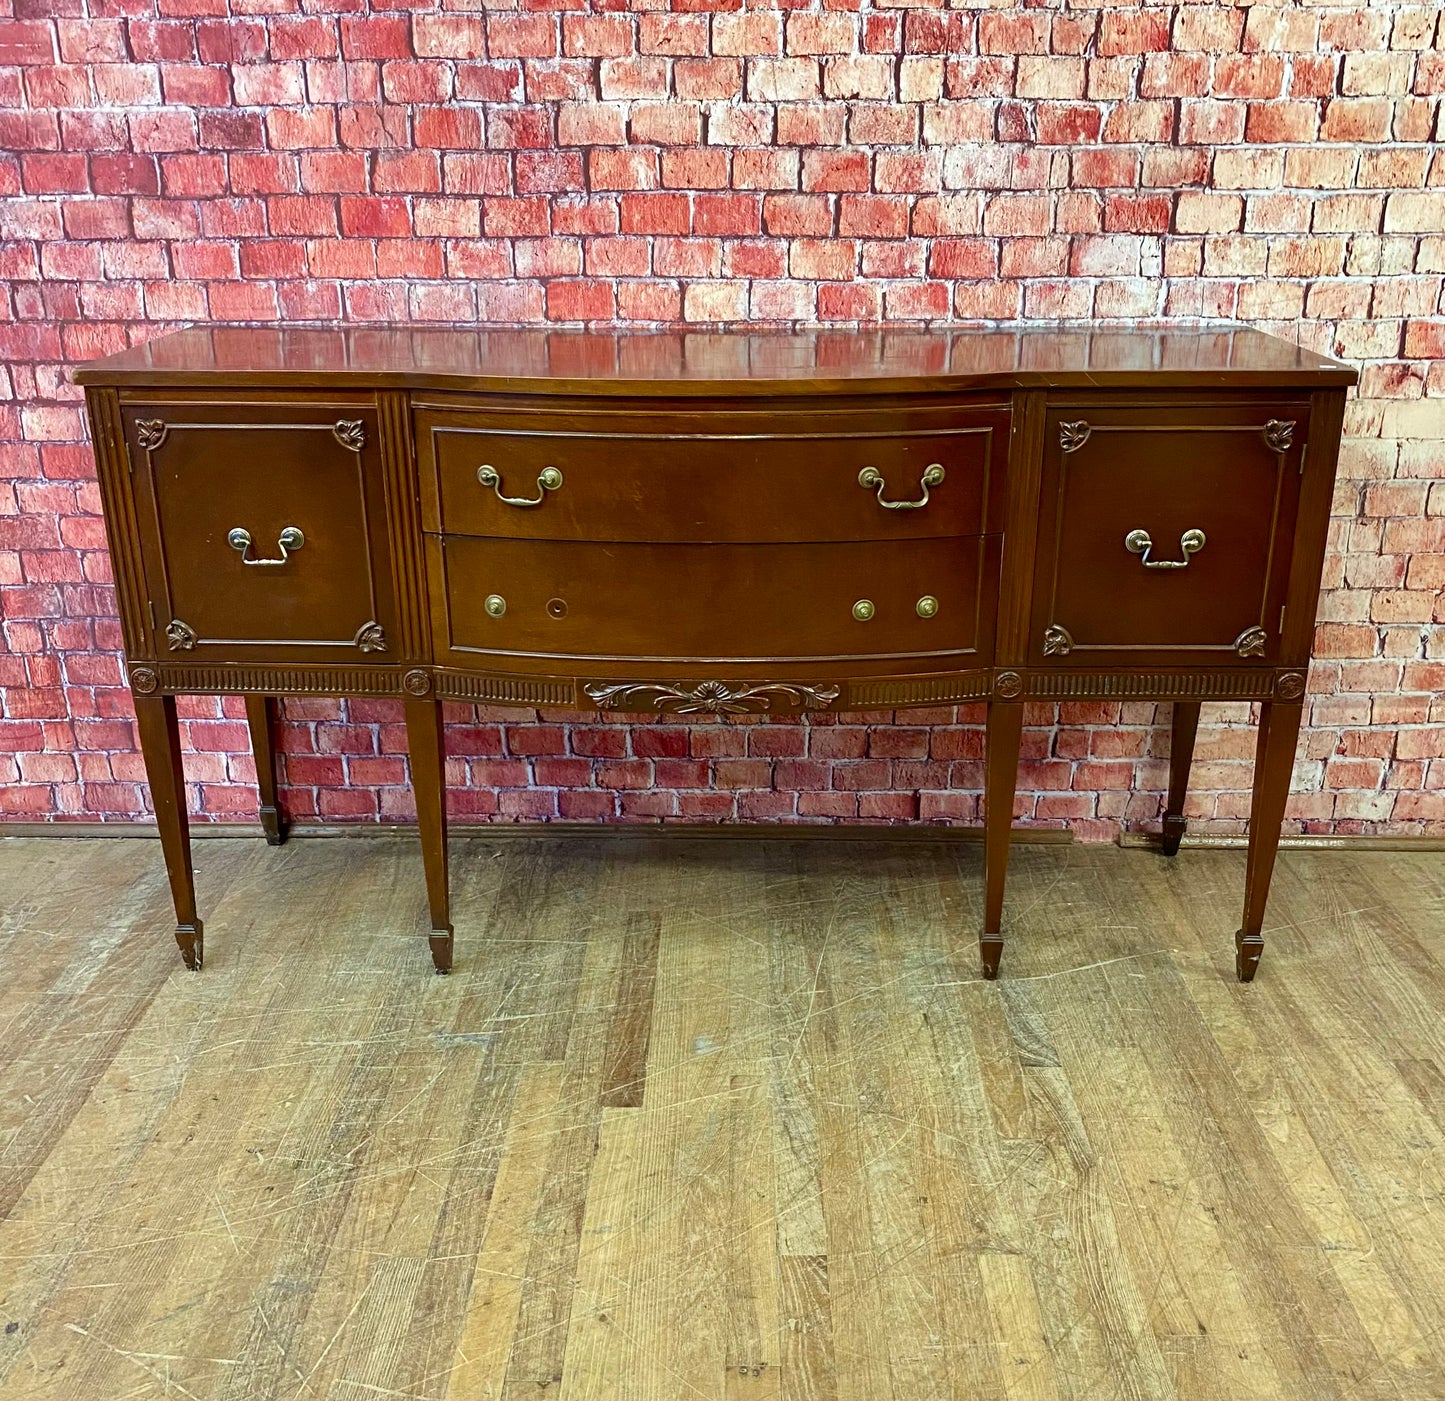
left=477, top=464, right=563, bottom=507
left=228, top=526, right=303, bottom=566
left=1124, top=527, right=1206, bottom=569
left=858, top=463, right=944, bottom=511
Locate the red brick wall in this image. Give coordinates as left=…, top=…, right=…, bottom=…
left=2, top=2, right=1443, bottom=837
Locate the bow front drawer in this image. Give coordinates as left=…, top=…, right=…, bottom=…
left=430, top=535, right=994, bottom=666
left=123, top=400, right=399, bottom=663
left=1029, top=402, right=1309, bottom=666
left=416, top=401, right=1008, bottom=543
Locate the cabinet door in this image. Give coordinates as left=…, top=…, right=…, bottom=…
left=1029, top=402, right=1307, bottom=666
left=125, top=400, right=398, bottom=663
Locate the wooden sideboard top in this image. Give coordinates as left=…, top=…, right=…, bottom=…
left=75, top=323, right=1356, bottom=395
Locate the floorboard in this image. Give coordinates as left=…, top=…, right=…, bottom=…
left=0, top=834, right=1442, bottom=1401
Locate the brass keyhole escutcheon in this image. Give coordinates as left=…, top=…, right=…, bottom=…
left=484, top=594, right=507, bottom=618
left=546, top=597, right=567, bottom=619
left=852, top=599, right=875, bottom=622
left=916, top=595, right=939, bottom=619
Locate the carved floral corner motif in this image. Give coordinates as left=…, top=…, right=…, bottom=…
left=1263, top=419, right=1295, bottom=454
left=1234, top=626, right=1268, bottom=658
left=353, top=620, right=388, bottom=653
left=165, top=618, right=197, bottom=651
left=1042, top=623, right=1074, bottom=657
left=135, top=419, right=169, bottom=451
left=583, top=679, right=840, bottom=716
left=332, top=419, right=367, bottom=452
left=1059, top=421, right=1092, bottom=453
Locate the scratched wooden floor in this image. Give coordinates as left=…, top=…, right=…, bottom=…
left=1, top=834, right=1443, bottom=1401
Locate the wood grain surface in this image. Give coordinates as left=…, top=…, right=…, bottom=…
left=1, top=833, right=1440, bottom=1401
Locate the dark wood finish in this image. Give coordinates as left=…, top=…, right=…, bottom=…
left=1161, top=701, right=1201, bottom=857
left=419, top=400, right=1007, bottom=542
left=1237, top=700, right=1306, bottom=982
left=981, top=700, right=1024, bottom=980
left=122, top=399, right=401, bottom=667
left=75, top=325, right=1356, bottom=394
left=245, top=696, right=287, bottom=846
left=131, top=694, right=202, bottom=970
left=76, top=325, right=1355, bottom=982
left=433, top=534, right=991, bottom=668
left=1031, top=401, right=1305, bottom=667
left=405, top=696, right=453, bottom=973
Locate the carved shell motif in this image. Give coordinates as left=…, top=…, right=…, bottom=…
left=353, top=620, right=388, bottom=653
left=165, top=618, right=197, bottom=651
left=1058, top=421, right=1092, bottom=453
left=584, top=679, right=840, bottom=715
left=332, top=420, right=367, bottom=452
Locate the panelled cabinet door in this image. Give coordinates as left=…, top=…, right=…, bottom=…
left=123, top=401, right=398, bottom=663
left=1030, top=402, right=1308, bottom=666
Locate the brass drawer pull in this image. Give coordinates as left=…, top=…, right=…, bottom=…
left=227, top=526, right=303, bottom=566
left=1124, top=527, right=1205, bottom=570
left=858, top=462, right=944, bottom=511
left=477, top=463, right=562, bottom=507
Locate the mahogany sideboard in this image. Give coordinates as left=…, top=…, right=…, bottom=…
left=75, top=324, right=1355, bottom=981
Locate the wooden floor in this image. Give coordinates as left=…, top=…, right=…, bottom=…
left=0, top=834, right=1443, bottom=1401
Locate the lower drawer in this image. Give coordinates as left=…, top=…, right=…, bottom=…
left=430, top=535, right=993, bottom=665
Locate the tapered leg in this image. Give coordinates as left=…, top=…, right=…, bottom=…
left=1236, top=700, right=1304, bottom=983
left=245, top=695, right=288, bottom=846
left=981, top=700, right=1024, bottom=980
left=405, top=697, right=453, bottom=973
left=133, top=694, right=203, bottom=970
left=1160, top=700, right=1201, bottom=856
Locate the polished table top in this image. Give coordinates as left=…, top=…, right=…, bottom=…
left=75, top=323, right=1356, bottom=394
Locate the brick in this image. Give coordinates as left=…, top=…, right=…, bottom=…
left=801, top=150, right=869, bottom=193
left=789, top=238, right=854, bottom=280
left=786, top=13, right=855, bottom=55
left=748, top=58, right=820, bottom=102
left=640, top=15, right=707, bottom=56
left=822, top=56, right=893, bottom=101
left=762, top=193, right=831, bottom=237
left=1175, top=192, right=1241, bottom=234
left=563, top=15, right=633, bottom=58
left=675, top=59, right=742, bottom=101
left=1321, top=98, right=1392, bottom=143
left=713, top=14, right=781, bottom=57
left=1098, top=12, right=1170, bottom=56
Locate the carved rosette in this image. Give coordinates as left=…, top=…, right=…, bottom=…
left=165, top=618, right=197, bottom=651
left=332, top=419, right=367, bottom=452
left=1275, top=671, right=1306, bottom=700
left=129, top=665, right=159, bottom=695
left=135, top=419, right=169, bottom=451
left=403, top=668, right=432, bottom=697
left=584, top=679, right=840, bottom=716
left=1042, top=623, right=1074, bottom=657
left=994, top=671, right=1023, bottom=699
left=1263, top=419, right=1295, bottom=453
left=1234, top=626, right=1268, bottom=658
left=1059, top=421, right=1092, bottom=453
left=353, top=620, right=388, bottom=653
